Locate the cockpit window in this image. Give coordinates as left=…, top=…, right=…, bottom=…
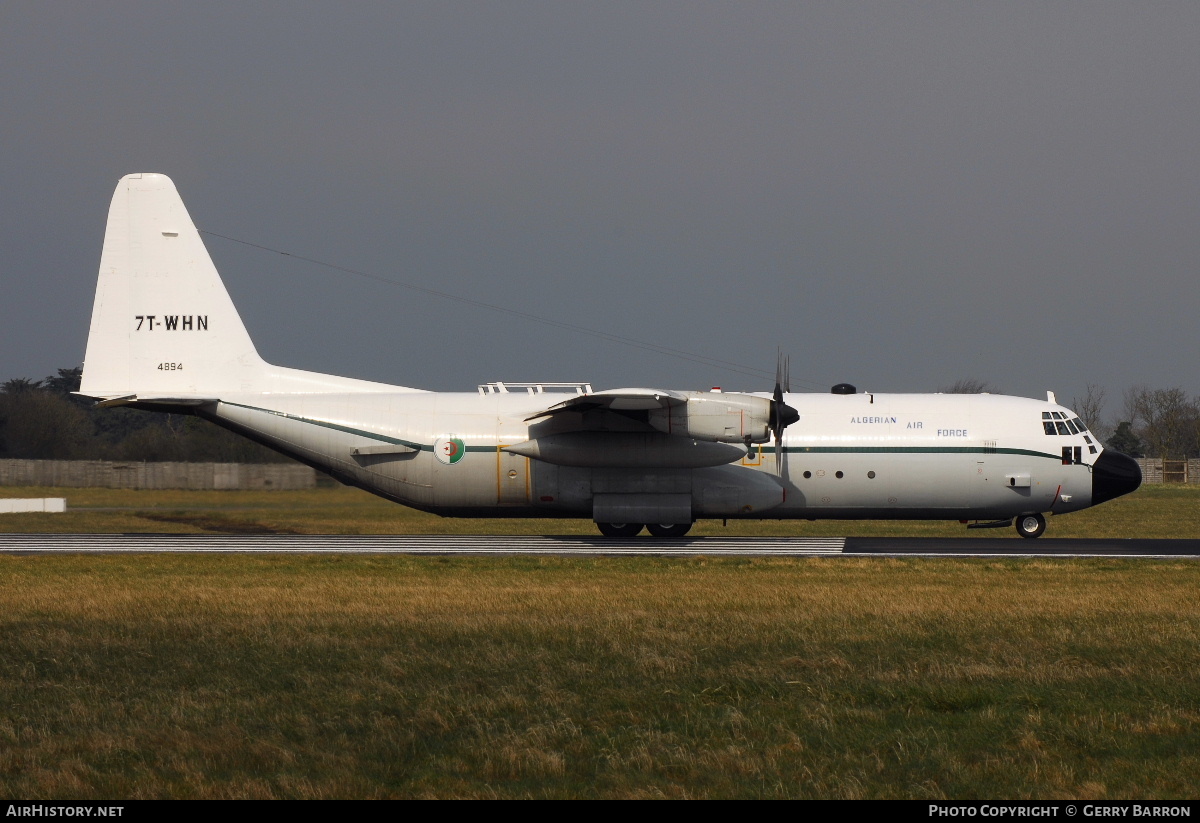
left=1043, top=412, right=1089, bottom=435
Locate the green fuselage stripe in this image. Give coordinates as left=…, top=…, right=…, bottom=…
left=222, top=402, right=1064, bottom=462
left=221, top=401, right=493, bottom=453
left=769, top=445, right=1062, bottom=461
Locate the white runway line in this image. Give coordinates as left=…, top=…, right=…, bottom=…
left=6, top=535, right=1195, bottom=558
left=0, top=534, right=847, bottom=555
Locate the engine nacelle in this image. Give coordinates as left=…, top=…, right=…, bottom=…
left=504, top=432, right=747, bottom=468
left=648, top=392, right=773, bottom=444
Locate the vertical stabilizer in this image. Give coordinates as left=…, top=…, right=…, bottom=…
left=81, top=173, right=266, bottom=399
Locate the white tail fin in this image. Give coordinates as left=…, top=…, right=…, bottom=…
left=80, top=173, right=265, bottom=399
left=81, top=173, right=418, bottom=400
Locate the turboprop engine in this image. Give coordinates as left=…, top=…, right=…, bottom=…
left=515, top=386, right=799, bottom=470
left=504, top=431, right=749, bottom=468
left=647, top=392, right=775, bottom=444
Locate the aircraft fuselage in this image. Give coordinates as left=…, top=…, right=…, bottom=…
left=194, top=387, right=1119, bottom=523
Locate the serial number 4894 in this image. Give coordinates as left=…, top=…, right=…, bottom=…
left=157, top=363, right=183, bottom=370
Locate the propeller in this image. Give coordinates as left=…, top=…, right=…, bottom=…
left=769, top=352, right=799, bottom=472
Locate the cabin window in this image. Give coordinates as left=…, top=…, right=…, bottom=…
left=1043, top=422, right=1057, bottom=435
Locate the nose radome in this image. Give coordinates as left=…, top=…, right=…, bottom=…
left=1092, top=449, right=1142, bottom=505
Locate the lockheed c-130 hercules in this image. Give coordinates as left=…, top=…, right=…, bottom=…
left=78, top=174, right=1142, bottom=538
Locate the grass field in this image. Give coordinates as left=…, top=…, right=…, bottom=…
left=0, top=482, right=1196, bottom=537
left=1, top=485, right=1198, bottom=798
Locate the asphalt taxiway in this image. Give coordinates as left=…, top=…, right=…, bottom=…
left=1, top=534, right=1198, bottom=557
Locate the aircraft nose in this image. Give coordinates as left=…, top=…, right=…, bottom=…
left=1092, top=449, right=1142, bottom=505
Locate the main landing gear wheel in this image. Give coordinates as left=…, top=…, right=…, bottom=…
left=646, top=523, right=693, bottom=538
left=1015, top=513, right=1047, bottom=539
left=596, top=522, right=644, bottom=538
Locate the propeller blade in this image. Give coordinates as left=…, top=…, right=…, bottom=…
left=770, top=350, right=798, bottom=472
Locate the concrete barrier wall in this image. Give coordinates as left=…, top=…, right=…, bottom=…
left=0, top=498, right=66, bottom=513
left=0, top=460, right=316, bottom=490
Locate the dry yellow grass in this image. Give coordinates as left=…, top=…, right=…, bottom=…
left=1, top=554, right=1198, bottom=798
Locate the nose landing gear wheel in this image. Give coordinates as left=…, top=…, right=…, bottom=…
left=1015, top=513, right=1046, bottom=539
left=596, top=522, right=644, bottom=538
left=646, top=522, right=693, bottom=538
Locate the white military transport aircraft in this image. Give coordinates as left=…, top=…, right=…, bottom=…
left=79, top=174, right=1142, bottom=538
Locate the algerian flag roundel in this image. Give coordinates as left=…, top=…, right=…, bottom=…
left=434, top=436, right=466, bottom=465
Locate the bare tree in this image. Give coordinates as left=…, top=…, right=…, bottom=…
left=1130, top=387, right=1195, bottom=459
left=1122, top=384, right=1146, bottom=430
left=939, top=379, right=996, bottom=394
left=1071, top=384, right=1108, bottom=438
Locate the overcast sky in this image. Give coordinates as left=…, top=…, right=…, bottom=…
left=3, top=2, right=1197, bottom=420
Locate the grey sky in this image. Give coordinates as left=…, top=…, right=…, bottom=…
left=2, top=2, right=1197, bottom=421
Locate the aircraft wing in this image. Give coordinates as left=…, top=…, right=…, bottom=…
left=525, top=388, right=689, bottom=421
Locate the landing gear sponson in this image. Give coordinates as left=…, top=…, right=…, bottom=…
left=596, top=522, right=694, bottom=538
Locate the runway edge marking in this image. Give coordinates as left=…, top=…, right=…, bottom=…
left=0, top=534, right=846, bottom=555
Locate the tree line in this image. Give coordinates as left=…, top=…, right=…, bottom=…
left=0, top=367, right=291, bottom=463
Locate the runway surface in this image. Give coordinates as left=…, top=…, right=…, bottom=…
left=3, top=534, right=1199, bottom=557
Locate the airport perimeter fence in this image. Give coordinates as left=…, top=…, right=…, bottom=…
left=0, top=459, right=316, bottom=490
left=1131, top=458, right=1198, bottom=484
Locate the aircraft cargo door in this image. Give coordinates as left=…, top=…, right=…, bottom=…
left=496, top=421, right=530, bottom=506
